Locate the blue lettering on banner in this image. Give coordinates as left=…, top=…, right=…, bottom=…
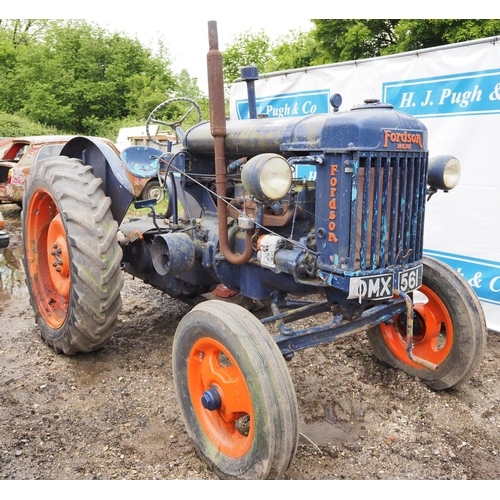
left=235, top=90, right=330, bottom=120
left=382, top=69, right=500, bottom=118
left=424, top=249, right=500, bottom=305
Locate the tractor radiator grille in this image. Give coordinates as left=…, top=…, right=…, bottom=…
left=349, top=151, right=428, bottom=271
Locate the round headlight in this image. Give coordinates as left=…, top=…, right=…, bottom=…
left=241, top=153, right=292, bottom=202
left=428, top=155, right=461, bottom=191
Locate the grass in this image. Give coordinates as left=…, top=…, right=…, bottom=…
left=125, top=195, right=171, bottom=219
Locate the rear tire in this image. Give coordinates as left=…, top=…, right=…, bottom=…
left=367, top=256, right=487, bottom=390
left=173, top=300, right=298, bottom=479
left=141, top=179, right=164, bottom=202
left=22, top=156, right=123, bottom=354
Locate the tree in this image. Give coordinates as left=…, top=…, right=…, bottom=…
left=0, top=20, right=182, bottom=136
left=311, top=20, right=400, bottom=62
left=270, top=30, right=324, bottom=71
left=175, top=69, right=210, bottom=120
left=386, top=19, right=500, bottom=54
left=0, top=111, right=60, bottom=136
left=310, top=20, right=500, bottom=64
left=222, top=30, right=273, bottom=87
left=0, top=19, right=49, bottom=46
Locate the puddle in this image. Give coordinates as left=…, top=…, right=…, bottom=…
left=0, top=246, right=28, bottom=307
left=299, top=419, right=350, bottom=446
left=299, top=406, right=354, bottom=446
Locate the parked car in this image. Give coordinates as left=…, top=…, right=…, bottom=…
left=0, top=210, right=9, bottom=248
left=0, top=136, right=165, bottom=206
left=0, top=136, right=74, bottom=205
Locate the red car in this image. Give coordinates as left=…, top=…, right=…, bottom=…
left=0, top=136, right=74, bottom=205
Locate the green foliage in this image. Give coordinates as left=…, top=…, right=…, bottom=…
left=222, top=30, right=273, bottom=88
left=0, top=19, right=203, bottom=138
left=311, top=19, right=400, bottom=62
left=220, top=21, right=400, bottom=76
left=0, top=112, right=62, bottom=137
left=221, top=20, right=500, bottom=81
left=0, top=19, right=50, bottom=46
left=310, top=19, right=500, bottom=63
left=175, top=69, right=210, bottom=120
left=270, top=30, right=324, bottom=71
left=386, top=19, right=500, bottom=54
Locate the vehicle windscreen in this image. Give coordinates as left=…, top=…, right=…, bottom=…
left=36, top=144, right=65, bottom=161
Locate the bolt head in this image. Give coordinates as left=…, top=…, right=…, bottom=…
left=201, top=387, right=221, bottom=411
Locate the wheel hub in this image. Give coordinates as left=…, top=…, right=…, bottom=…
left=395, top=310, right=426, bottom=343
left=379, top=284, right=454, bottom=369
left=201, top=386, right=222, bottom=411
left=47, top=214, right=71, bottom=299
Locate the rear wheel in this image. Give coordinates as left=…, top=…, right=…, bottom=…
left=173, top=300, right=298, bottom=479
left=367, top=256, right=487, bottom=390
left=22, top=157, right=123, bottom=354
left=141, top=179, right=164, bottom=202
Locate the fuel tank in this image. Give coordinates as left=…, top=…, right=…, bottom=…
left=183, top=102, right=428, bottom=159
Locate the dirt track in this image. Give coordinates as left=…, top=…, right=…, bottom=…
left=1, top=203, right=499, bottom=480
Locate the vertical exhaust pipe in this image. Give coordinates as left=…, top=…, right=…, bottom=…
left=207, top=20, right=254, bottom=265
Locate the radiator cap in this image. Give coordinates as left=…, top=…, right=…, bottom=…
left=352, top=99, right=394, bottom=110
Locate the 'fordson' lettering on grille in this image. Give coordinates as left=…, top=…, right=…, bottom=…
left=383, top=130, right=423, bottom=150
left=328, top=164, right=338, bottom=243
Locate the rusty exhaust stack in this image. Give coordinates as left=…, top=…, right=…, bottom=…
left=207, top=21, right=254, bottom=265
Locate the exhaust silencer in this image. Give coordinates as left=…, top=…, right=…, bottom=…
left=152, top=233, right=195, bottom=276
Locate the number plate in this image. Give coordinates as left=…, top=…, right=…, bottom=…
left=348, top=273, right=394, bottom=300
left=397, top=265, right=423, bottom=293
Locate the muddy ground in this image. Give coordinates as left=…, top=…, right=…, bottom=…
left=1, top=203, right=499, bottom=481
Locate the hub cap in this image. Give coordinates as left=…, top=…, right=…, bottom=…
left=26, top=188, right=70, bottom=329
left=188, top=337, right=254, bottom=458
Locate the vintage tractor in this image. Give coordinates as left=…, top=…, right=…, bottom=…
left=22, top=21, right=486, bottom=479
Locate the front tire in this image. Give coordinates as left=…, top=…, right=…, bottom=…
left=22, top=157, right=123, bottom=354
left=173, top=301, right=298, bottom=479
left=367, top=256, right=487, bottom=390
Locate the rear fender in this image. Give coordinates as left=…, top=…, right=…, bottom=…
left=60, top=136, right=134, bottom=224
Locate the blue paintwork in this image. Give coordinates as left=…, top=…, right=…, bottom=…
left=121, top=146, right=164, bottom=178
left=61, top=136, right=135, bottom=224
left=95, top=100, right=431, bottom=353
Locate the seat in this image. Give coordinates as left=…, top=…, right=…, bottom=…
left=121, top=146, right=165, bottom=178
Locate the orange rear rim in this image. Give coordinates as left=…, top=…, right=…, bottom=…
left=26, top=188, right=71, bottom=329
left=380, top=284, right=453, bottom=368
left=188, top=337, right=254, bottom=458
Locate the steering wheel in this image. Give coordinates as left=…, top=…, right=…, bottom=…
left=146, top=97, right=202, bottom=147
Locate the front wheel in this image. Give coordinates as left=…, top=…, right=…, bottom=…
left=22, top=157, right=123, bottom=354
left=367, top=256, right=487, bottom=390
left=173, top=301, right=298, bottom=479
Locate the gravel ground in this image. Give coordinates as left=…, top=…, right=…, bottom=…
left=1, top=203, right=499, bottom=482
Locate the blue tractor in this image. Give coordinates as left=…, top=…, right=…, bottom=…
left=21, top=21, right=486, bottom=479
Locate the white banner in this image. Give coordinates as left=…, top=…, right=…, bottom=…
left=230, top=37, right=500, bottom=331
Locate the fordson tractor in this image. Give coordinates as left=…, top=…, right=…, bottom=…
left=21, top=22, right=486, bottom=479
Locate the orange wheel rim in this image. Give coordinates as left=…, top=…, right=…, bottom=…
left=188, top=337, right=254, bottom=458
left=380, top=284, right=453, bottom=368
left=25, top=188, right=70, bottom=329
